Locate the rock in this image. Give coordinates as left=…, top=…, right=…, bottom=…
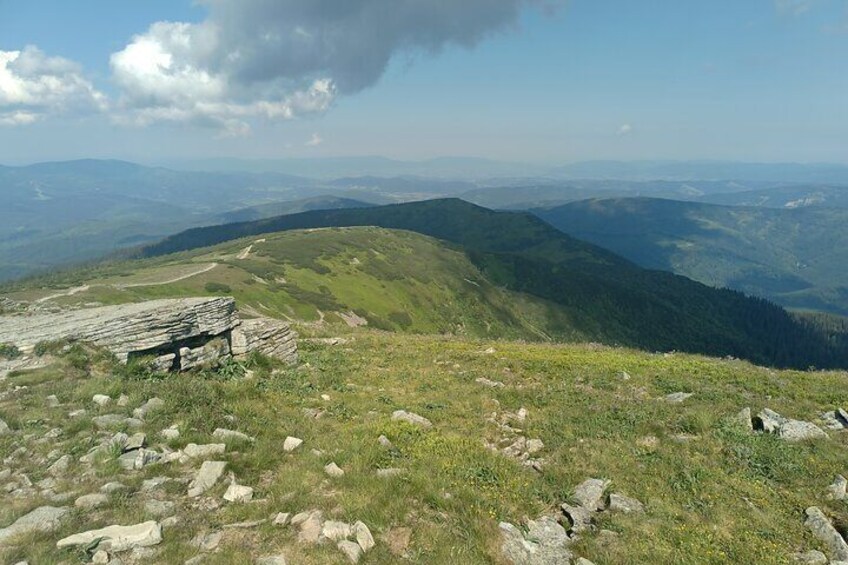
left=144, top=500, right=175, bottom=517
left=68, top=409, right=87, bottom=418
left=93, top=394, right=112, bottom=407
left=322, top=520, right=353, bottom=541
left=290, top=511, right=312, bottom=526
left=324, top=462, right=345, bottom=477
left=573, top=559, right=596, bottom=565
left=664, top=392, right=693, bottom=403
left=92, top=549, right=110, bottom=564
left=353, top=521, right=375, bottom=552
left=0, top=298, right=239, bottom=365
left=0, top=419, right=9, bottom=436
left=161, top=426, right=180, bottom=441
left=124, top=432, right=147, bottom=451
left=337, top=539, right=363, bottom=563
left=0, top=506, right=70, bottom=546
left=256, top=556, right=287, bottom=565
left=838, top=408, right=848, bottom=427
left=526, top=439, right=545, bottom=455
left=572, top=478, right=610, bottom=511
left=48, top=454, right=71, bottom=477
left=223, top=519, right=267, bottom=529
left=734, top=407, right=753, bottom=431
left=75, top=493, right=109, bottom=510
left=499, top=517, right=572, bottom=565
left=231, top=317, right=298, bottom=365
left=377, top=435, right=393, bottom=448
left=283, top=436, right=303, bottom=452
left=191, top=531, right=223, bottom=551
left=755, top=409, right=827, bottom=441
left=117, top=394, right=129, bottom=407
left=46, top=394, right=60, bottom=407
left=828, top=475, right=848, bottom=501
left=188, top=461, right=227, bottom=497
left=134, top=397, right=165, bottom=420
left=100, top=482, right=126, bottom=493
left=608, top=493, right=645, bottom=514
left=376, top=468, right=404, bottom=478
left=141, top=477, right=171, bottom=491
left=392, top=410, right=432, bottom=428
left=297, top=510, right=324, bottom=544
left=476, top=377, right=505, bottom=388
left=93, top=414, right=125, bottom=429
left=183, top=443, right=226, bottom=459
left=804, top=506, right=848, bottom=561
left=212, top=428, right=254, bottom=443
left=223, top=483, right=254, bottom=503
left=272, top=512, right=291, bottom=526
left=118, top=448, right=160, bottom=471
left=56, top=521, right=162, bottom=553
left=179, top=338, right=231, bottom=371
left=561, top=503, right=595, bottom=534
left=793, top=550, right=828, bottom=564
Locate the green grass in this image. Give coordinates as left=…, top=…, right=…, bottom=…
left=1, top=331, right=847, bottom=563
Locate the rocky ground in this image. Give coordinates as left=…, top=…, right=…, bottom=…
left=1, top=331, right=848, bottom=563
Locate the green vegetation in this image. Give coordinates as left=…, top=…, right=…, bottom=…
left=2, top=331, right=847, bottom=563
left=536, top=197, right=848, bottom=316
left=0, top=343, right=21, bottom=360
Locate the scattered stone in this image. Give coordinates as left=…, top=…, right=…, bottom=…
left=48, top=454, right=71, bottom=477
left=93, top=414, right=125, bottom=429
left=793, top=550, right=828, bottom=564
left=56, top=521, right=162, bottom=553
left=500, top=517, right=572, bottom=565
left=0, top=419, right=10, bottom=436
left=0, top=506, right=70, bottom=546
left=561, top=503, right=594, bottom=534
left=92, top=549, right=110, bottom=564
left=755, top=409, right=828, bottom=441
left=804, top=506, right=848, bottom=561
left=476, top=377, right=505, bottom=388
left=191, top=531, right=223, bottom=552
left=392, top=410, right=432, bottom=428
left=160, top=426, right=180, bottom=441
left=664, top=392, right=693, bottom=403
left=827, top=475, right=847, bottom=501
left=572, top=478, right=610, bottom=511
left=322, top=520, right=353, bottom=541
left=273, top=512, right=291, bottom=526
left=283, top=436, right=303, bottom=452
left=183, top=443, right=226, bottom=459
left=100, top=482, right=126, bottom=494
left=75, top=493, right=109, bottom=510
left=133, top=397, right=165, bottom=420
left=297, top=510, right=324, bottom=544
left=124, top=432, right=147, bottom=451
left=324, top=462, right=345, bottom=478
left=223, top=519, right=266, bottom=529
left=223, top=483, right=254, bottom=503
left=377, top=435, right=393, bottom=448
left=256, top=556, right=287, bottom=565
left=734, top=407, right=753, bottom=431
left=574, top=559, right=597, bottom=565
left=338, top=539, right=363, bottom=563
left=68, top=409, right=87, bottom=418
left=608, top=493, right=645, bottom=514
left=118, top=448, right=160, bottom=471
left=93, top=394, right=112, bottom=407
left=526, top=439, right=545, bottom=455
left=141, top=477, right=170, bottom=492
left=46, top=394, right=60, bottom=407
left=117, top=394, right=129, bottom=407
left=353, top=521, right=375, bottom=552
left=212, top=428, right=255, bottom=443
left=188, top=461, right=227, bottom=497
left=376, top=468, right=404, bottom=478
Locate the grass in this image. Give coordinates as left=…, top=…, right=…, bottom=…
left=1, top=329, right=847, bottom=563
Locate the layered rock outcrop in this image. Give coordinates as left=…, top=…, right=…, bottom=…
left=0, top=297, right=296, bottom=370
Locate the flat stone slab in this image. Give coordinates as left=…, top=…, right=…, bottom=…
left=188, top=461, right=227, bottom=497
left=0, top=506, right=70, bottom=546
left=56, top=520, right=162, bottom=552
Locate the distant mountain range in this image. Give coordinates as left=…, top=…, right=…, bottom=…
left=536, top=198, right=848, bottom=316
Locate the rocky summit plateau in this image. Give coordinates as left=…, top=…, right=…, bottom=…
left=0, top=297, right=297, bottom=371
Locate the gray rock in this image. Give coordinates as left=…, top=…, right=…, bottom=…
left=392, top=410, right=432, bottom=428
left=118, top=448, right=160, bottom=471
left=56, top=521, right=162, bottom=553
left=93, top=394, right=111, bottom=407
left=297, top=510, right=324, bottom=544
left=75, top=493, right=109, bottom=510
left=124, top=433, right=147, bottom=452
left=212, top=428, right=254, bottom=443
left=144, top=500, right=175, bottom=517
left=93, top=414, right=125, bottom=429
left=337, top=539, right=363, bottom=563
left=376, top=468, right=405, bottom=478
left=46, top=395, right=60, bottom=407
left=755, top=409, right=828, bottom=441
left=664, top=392, right=693, bottom=403
left=792, top=550, right=827, bottom=564
left=324, top=462, right=345, bottom=477
left=133, top=397, right=165, bottom=420
left=117, top=394, right=129, bottom=407
left=0, top=506, right=70, bottom=546
left=561, top=503, right=594, bottom=534
left=0, top=418, right=9, bottom=436
left=804, top=506, right=848, bottom=561
left=188, top=461, right=227, bottom=497
left=231, top=317, right=298, bottom=365
left=160, top=426, right=180, bottom=441
left=476, top=377, right=505, bottom=388
left=223, top=483, right=253, bottom=503
left=353, top=521, right=375, bottom=552
left=256, top=556, right=287, bottom=565
left=322, top=520, right=353, bottom=541
left=574, top=559, right=596, bottom=565
left=191, top=531, right=223, bottom=551
left=734, top=407, right=753, bottom=431
left=48, top=454, right=71, bottom=477
left=92, top=549, right=110, bottom=564
left=272, top=512, right=291, bottom=526
left=572, top=478, right=610, bottom=511
left=499, top=517, right=573, bottom=565
left=183, top=443, right=225, bottom=459
left=100, top=481, right=126, bottom=493
left=141, top=477, right=170, bottom=491
left=608, top=493, right=645, bottom=514
left=283, top=436, right=303, bottom=452
left=827, top=475, right=847, bottom=501
left=377, top=435, right=393, bottom=448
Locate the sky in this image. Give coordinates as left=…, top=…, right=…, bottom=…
left=0, top=0, right=846, bottom=165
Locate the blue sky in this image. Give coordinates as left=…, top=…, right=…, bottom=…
left=0, top=0, right=846, bottom=164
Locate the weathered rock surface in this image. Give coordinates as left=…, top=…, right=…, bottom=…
left=793, top=550, right=828, bottom=564
left=572, top=478, right=610, bottom=511
left=231, top=317, right=298, bottom=365
left=188, top=461, right=227, bottom=497
left=213, top=428, right=254, bottom=443
left=0, top=506, right=69, bottom=546
left=608, top=493, right=645, bottom=514
left=283, top=436, right=303, bottom=452
left=755, top=409, right=828, bottom=442
left=392, top=410, right=432, bottom=428
left=804, top=506, right=848, bottom=561
left=827, top=475, right=847, bottom=501
left=57, top=521, right=162, bottom=553
left=223, top=483, right=254, bottom=503
left=499, top=517, right=572, bottom=565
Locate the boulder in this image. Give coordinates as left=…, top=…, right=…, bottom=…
left=499, top=517, right=573, bottom=565
left=804, top=506, right=848, bottom=562
left=793, top=550, right=827, bottom=564
left=353, top=521, right=375, bottom=552
left=188, top=461, right=227, bottom=497
left=827, top=475, right=847, bottom=501
left=0, top=506, right=69, bottom=546
left=231, top=317, right=298, bottom=365
left=322, top=521, right=353, bottom=541
left=572, top=478, right=610, bottom=511
left=56, top=521, right=162, bottom=553
left=755, top=409, right=827, bottom=442
left=338, top=539, right=363, bottom=563
left=75, top=493, right=109, bottom=510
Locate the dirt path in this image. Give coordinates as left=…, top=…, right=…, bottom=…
left=36, top=285, right=90, bottom=303
left=116, top=263, right=219, bottom=288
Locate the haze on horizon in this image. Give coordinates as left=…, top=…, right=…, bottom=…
left=1, top=0, right=846, bottom=166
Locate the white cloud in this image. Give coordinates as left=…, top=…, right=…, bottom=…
left=617, top=124, right=633, bottom=136
left=108, top=0, right=555, bottom=133
left=305, top=132, right=323, bottom=147
left=775, top=0, right=816, bottom=16
left=0, top=46, right=106, bottom=126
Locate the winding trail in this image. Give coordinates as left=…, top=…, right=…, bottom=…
left=116, top=263, right=219, bottom=289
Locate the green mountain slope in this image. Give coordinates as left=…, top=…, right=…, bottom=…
left=535, top=197, right=848, bottom=315
left=131, top=198, right=848, bottom=369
